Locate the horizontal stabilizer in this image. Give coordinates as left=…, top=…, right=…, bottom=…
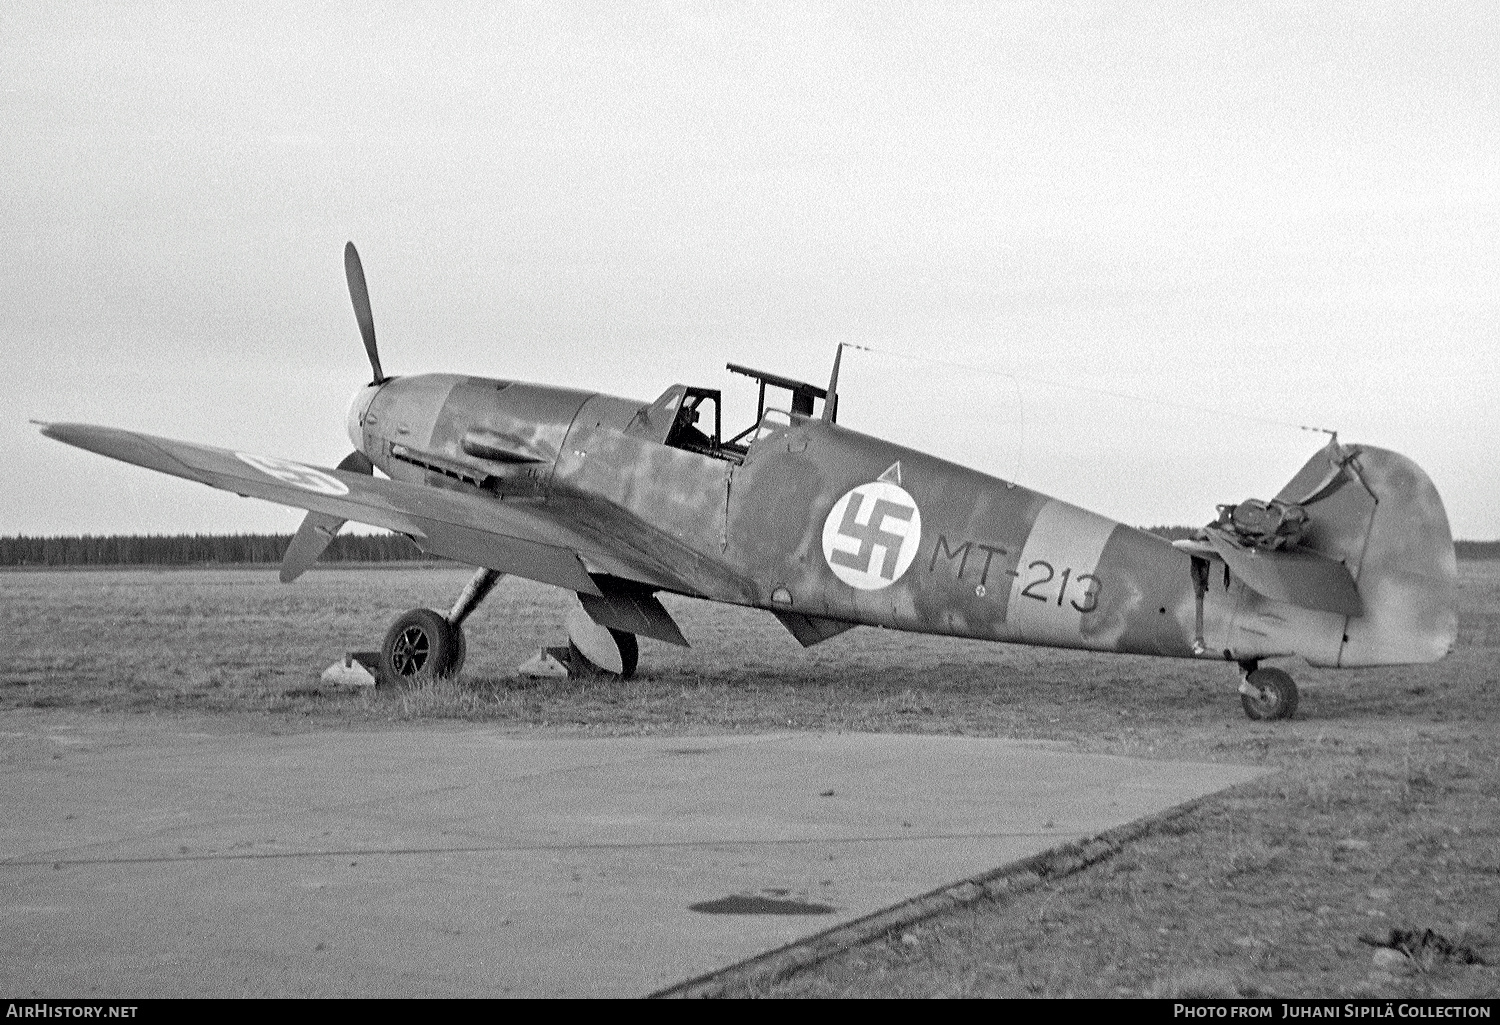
left=578, top=578, right=688, bottom=647
left=773, top=610, right=858, bottom=648
left=1203, top=529, right=1364, bottom=618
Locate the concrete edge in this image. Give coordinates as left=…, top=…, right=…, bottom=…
left=649, top=797, right=1205, bottom=998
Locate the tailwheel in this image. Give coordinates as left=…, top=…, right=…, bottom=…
left=1239, top=666, right=1299, bottom=721
left=379, top=608, right=465, bottom=686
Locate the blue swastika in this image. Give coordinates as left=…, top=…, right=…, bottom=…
left=829, top=491, right=915, bottom=580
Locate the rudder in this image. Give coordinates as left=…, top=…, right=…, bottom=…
left=1273, top=439, right=1457, bottom=667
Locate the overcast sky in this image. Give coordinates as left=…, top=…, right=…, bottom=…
left=3, top=2, right=1496, bottom=539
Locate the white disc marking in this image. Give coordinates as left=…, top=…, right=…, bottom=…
left=236, top=452, right=350, bottom=496
left=821, top=480, right=923, bottom=591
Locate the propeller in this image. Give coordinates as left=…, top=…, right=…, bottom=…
left=280, top=243, right=390, bottom=594
left=279, top=243, right=385, bottom=583
left=344, top=241, right=385, bottom=385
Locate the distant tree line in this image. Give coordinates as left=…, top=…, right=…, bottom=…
left=1, top=530, right=1494, bottom=568
left=0, top=533, right=428, bottom=567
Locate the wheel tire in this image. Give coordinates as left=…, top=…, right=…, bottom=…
left=379, top=608, right=463, bottom=687
left=611, top=629, right=638, bottom=679
left=1240, top=666, right=1299, bottom=721
left=447, top=625, right=467, bottom=678
left=567, top=629, right=639, bottom=680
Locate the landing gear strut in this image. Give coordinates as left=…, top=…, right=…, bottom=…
left=1236, top=659, right=1299, bottom=720
left=377, top=568, right=503, bottom=687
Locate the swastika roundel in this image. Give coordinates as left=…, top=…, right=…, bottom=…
left=821, top=480, right=923, bottom=590
left=235, top=452, right=349, bottom=496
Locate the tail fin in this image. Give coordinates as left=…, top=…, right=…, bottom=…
left=1273, top=438, right=1457, bottom=666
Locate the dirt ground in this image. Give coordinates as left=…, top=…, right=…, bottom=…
left=2, top=562, right=1497, bottom=997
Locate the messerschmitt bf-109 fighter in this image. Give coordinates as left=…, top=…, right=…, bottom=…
left=39, top=244, right=1459, bottom=720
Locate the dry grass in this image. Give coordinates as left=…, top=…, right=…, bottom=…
left=2, top=562, right=1498, bottom=998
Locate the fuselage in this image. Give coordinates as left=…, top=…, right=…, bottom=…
left=347, top=372, right=1315, bottom=666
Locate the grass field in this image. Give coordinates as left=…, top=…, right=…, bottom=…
left=2, top=563, right=1497, bottom=997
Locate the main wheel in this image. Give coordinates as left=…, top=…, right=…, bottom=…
left=379, top=608, right=464, bottom=686
left=1240, top=666, right=1299, bottom=720
left=568, top=628, right=639, bottom=680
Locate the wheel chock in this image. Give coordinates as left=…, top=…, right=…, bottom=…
left=320, top=652, right=379, bottom=687
left=518, top=649, right=570, bottom=679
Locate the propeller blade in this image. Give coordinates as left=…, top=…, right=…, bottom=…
left=336, top=449, right=375, bottom=476
left=281, top=511, right=345, bottom=584
left=278, top=451, right=374, bottom=583
left=344, top=242, right=385, bottom=384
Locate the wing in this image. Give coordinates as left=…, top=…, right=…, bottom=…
left=39, top=422, right=682, bottom=596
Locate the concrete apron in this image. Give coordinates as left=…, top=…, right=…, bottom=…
left=0, top=714, right=1268, bottom=997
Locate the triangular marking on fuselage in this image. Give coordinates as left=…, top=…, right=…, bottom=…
left=878, top=462, right=902, bottom=485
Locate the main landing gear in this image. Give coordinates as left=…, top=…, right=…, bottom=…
left=376, top=568, right=640, bottom=686
left=1236, top=659, right=1299, bottom=721
left=378, top=567, right=500, bottom=685
left=562, top=604, right=639, bottom=679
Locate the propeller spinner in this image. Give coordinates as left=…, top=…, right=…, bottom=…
left=345, top=241, right=385, bottom=385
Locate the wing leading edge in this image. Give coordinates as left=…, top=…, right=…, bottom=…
left=39, top=422, right=618, bottom=595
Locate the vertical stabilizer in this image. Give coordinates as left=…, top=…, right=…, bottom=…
left=1260, top=440, right=1458, bottom=667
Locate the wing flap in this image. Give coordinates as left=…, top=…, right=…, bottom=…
left=417, top=521, right=598, bottom=594
left=577, top=578, right=689, bottom=647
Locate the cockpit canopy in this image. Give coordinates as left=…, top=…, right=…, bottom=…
left=626, top=364, right=832, bottom=464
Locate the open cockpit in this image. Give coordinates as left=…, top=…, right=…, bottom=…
left=627, top=363, right=834, bottom=464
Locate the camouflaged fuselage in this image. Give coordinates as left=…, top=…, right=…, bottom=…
left=352, top=372, right=1456, bottom=668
